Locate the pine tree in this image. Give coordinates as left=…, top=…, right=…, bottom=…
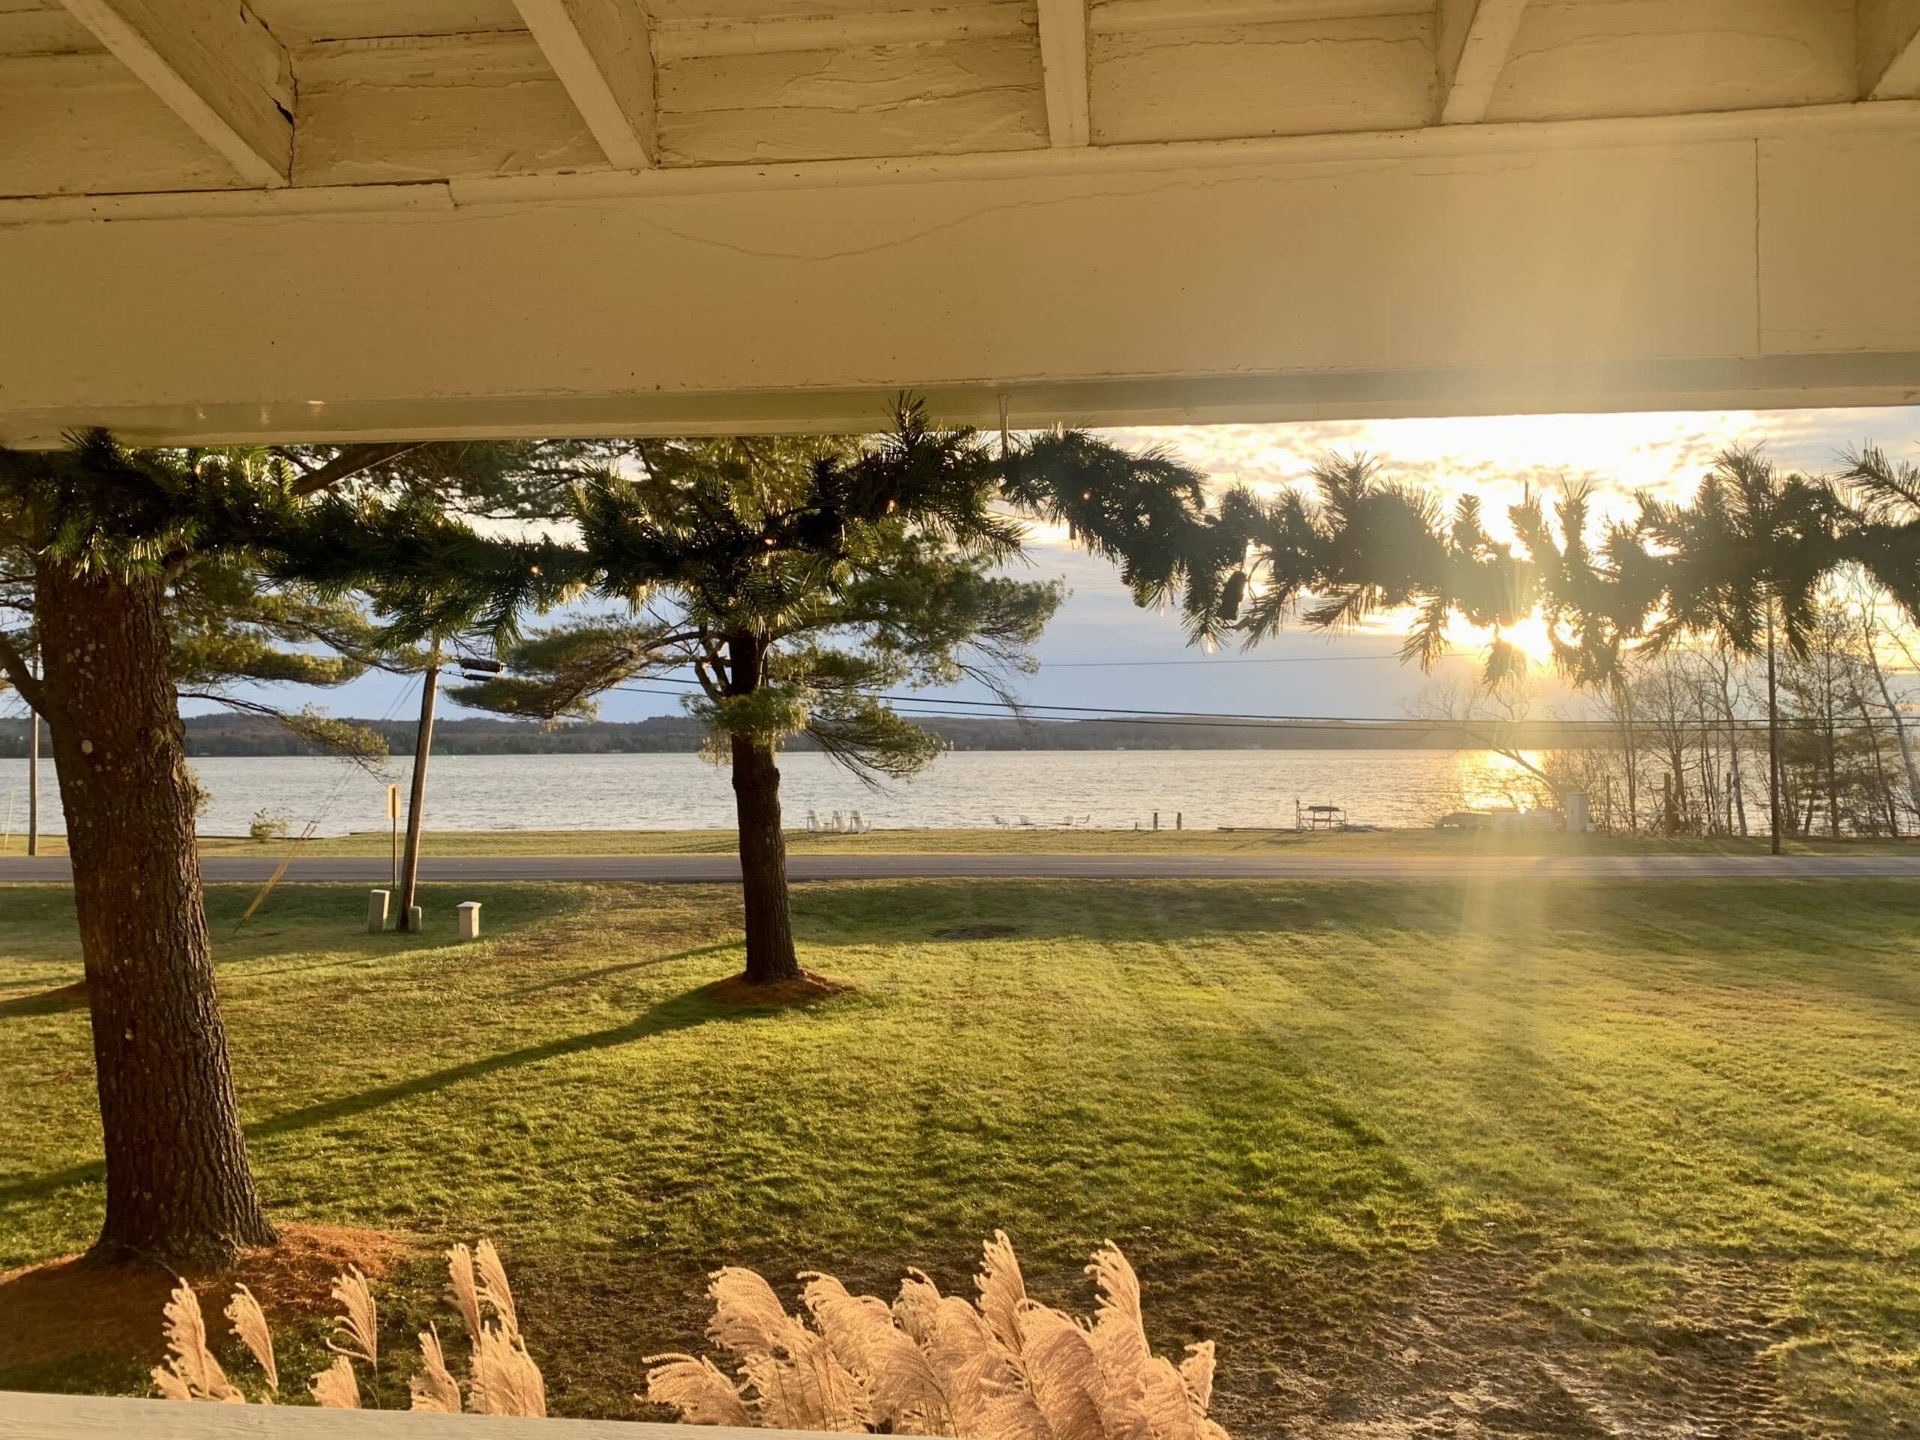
left=0, top=434, right=478, bottom=1266
left=414, top=404, right=1219, bottom=986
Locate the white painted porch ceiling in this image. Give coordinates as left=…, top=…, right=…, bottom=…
left=3, top=0, right=1918, bottom=194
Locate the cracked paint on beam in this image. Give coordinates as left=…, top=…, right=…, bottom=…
left=1093, top=13, right=1432, bottom=144
left=658, top=38, right=1047, bottom=165
left=55, top=0, right=293, bottom=185
left=1487, top=0, right=1854, bottom=123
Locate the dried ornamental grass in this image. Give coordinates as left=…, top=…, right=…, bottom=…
left=151, top=1282, right=242, bottom=1404
left=224, top=1284, right=279, bottom=1395
left=646, top=1232, right=1233, bottom=1440
left=408, top=1325, right=462, bottom=1414
left=327, top=1266, right=379, bottom=1371
left=152, top=1228, right=1230, bottom=1437
left=311, top=1355, right=361, bottom=1410
left=152, top=1237, right=544, bottom=1417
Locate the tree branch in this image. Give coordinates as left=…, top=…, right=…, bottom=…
left=287, top=443, right=426, bottom=498
left=0, top=629, right=42, bottom=712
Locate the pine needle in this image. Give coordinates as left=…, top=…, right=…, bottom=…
left=224, top=1284, right=279, bottom=1393
left=311, top=1355, right=361, bottom=1409
left=152, top=1281, right=242, bottom=1404
left=409, top=1325, right=463, bottom=1413
left=327, top=1265, right=379, bottom=1370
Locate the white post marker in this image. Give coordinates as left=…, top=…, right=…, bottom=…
left=367, top=889, right=390, bottom=933
left=458, top=901, right=482, bottom=942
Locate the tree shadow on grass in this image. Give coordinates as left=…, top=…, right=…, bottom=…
left=0, top=981, right=86, bottom=1019
left=504, top=940, right=740, bottom=999
left=0, top=980, right=768, bottom=1207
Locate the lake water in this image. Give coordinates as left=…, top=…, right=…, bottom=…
left=0, top=749, right=1545, bottom=838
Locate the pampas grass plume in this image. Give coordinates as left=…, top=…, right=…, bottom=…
left=224, top=1284, right=278, bottom=1394
left=470, top=1321, right=547, bottom=1417
left=410, top=1325, right=463, bottom=1413
left=447, top=1242, right=483, bottom=1339
left=652, top=1233, right=1235, bottom=1440
left=475, top=1238, right=520, bottom=1341
left=327, top=1265, right=379, bottom=1371
left=310, top=1355, right=361, bottom=1409
left=152, top=1282, right=241, bottom=1404
left=644, top=1354, right=753, bottom=1426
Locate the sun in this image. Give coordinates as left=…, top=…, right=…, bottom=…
left=1439, top=610, right=1558, bottom=671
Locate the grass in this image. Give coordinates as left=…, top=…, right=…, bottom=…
left=2, top=877, right=1918, bottom=1434
left=7, top=825, right=1908, bottom=859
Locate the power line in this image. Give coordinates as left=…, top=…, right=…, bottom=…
left=610, top=680, right=1912, bottom=732
left=1037, top=651, right=1407, bottom=668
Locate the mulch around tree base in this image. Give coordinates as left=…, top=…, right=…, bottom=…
left=0, top=1223, right=414, bottom=1376
left=704, top=970, right=853, bottom=1007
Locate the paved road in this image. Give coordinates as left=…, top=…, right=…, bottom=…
left=3, top=853, right=1918, bottom=884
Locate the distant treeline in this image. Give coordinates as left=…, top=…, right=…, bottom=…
left=0, top=713, right=1628, bottom=757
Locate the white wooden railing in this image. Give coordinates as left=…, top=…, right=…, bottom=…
left=0, top=1392, right=847, bottom=1440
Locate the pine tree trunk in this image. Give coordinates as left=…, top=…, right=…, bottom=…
left=35, top=561, right=275, bottom=1268
left=730, top=733, right=800, bottom=984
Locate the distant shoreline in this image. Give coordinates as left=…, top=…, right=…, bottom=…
left=0, top=713, right=1613, bottom=759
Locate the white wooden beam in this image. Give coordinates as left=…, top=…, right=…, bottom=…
left=1035, top=0, right=1090, bottom=146
left=1866, top=15, right=1920, bottom=99
left=54, top=0, right=291, bottom=186
left=512, top=0, right=655, bottom=170
left=1435, top=0, right=1529, bottom=125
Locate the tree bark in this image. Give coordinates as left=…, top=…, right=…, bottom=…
left=730, top=732, right=800, bottom=984
left=35, top=561, right=275, bottom=1268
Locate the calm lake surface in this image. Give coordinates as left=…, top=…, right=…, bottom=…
left=0, top=750, right=1543, bottom=838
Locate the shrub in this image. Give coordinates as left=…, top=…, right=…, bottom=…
left=248, top=808, right=292, bottom=844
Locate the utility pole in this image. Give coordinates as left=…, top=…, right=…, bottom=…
left=1767, top=601, right=1782, bottom=857
left=396, top=653, right=440, bottom=932
left=26, top=697, right=38, bottom=857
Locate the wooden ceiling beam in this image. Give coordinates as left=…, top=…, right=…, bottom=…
left=512, top=0, right=655, bottom=169
left=1036, top=0, right=1091, bottom=146
left=1864, top=4, right=1920, bottom=99
left=1435, top=0, right=1529, bottom=125
left=55, top=0, right=291, bottom=186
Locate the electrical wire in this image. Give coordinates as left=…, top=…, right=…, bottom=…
left=608, top=679, right=1910, bottom=733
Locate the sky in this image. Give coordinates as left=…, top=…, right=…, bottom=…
left=193, top=405, right=1920, bottom=728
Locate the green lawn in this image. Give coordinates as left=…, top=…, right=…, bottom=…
left=3, top=878, right=1918, bottom=1435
